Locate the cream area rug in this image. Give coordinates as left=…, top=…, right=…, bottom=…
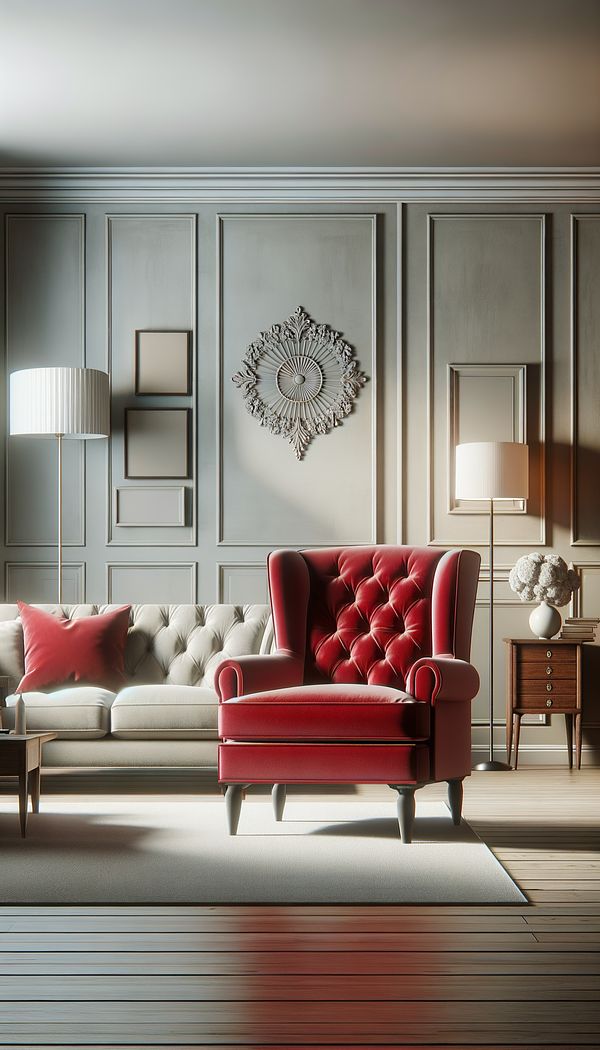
left=0, top=797, right=526, bottom=904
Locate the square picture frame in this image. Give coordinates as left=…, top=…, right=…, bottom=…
left=124, top=408, right=191, bottom=479
left=134, top=330, right=192, bottom=396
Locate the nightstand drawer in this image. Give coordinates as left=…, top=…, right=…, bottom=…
left=518, top=645, right=576, bottom=664
left=518, top=692, right=578, bottom=712
left=519, top=663, right=575, bottom=680
left=517, top=678, right=576, bottom=697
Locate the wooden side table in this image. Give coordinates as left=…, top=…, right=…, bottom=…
left=0, top=732, right=57, bottom=836
left=504, top=639, right=583, bottom=770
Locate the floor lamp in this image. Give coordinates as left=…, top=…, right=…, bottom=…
left=455, top=441, right=529, bottom=772
left=9, top=367, right=110, bottom=603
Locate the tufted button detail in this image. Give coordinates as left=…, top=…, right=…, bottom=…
left=304, top=547, right=445, bottom=689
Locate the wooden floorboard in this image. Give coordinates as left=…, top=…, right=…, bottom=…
left=0, top=767, right=598, bottom=1047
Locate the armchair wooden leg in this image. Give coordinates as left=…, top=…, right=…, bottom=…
left=225, top=784, right=243, bottom=836
left=272, top=783, right=287, bottom=822
left=447, top=778, right=464, bottom=825
left=391, top=786, right=416, bottom=843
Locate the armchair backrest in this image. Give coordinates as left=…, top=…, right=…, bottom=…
left=267, top=546, right=480, bottom=690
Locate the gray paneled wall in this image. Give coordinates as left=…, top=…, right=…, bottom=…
left=2, top=192, right=600, bottom=764
left=218, top=214, right=377, bottom=547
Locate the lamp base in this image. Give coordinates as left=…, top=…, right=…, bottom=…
left=473, top=759, right=512, bottom=772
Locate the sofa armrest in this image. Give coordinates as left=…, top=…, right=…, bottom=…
left=216, top=652, right=303, bottom=703
left=407, top=656, right=480, bottom=706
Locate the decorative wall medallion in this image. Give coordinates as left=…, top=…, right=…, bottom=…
left=232, top=306, right=367, bottom=459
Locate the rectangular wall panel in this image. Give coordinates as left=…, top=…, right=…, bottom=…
left=107, top=214, right=196, bottom=546
left=106, top=563, right=197, bottom=604
left=448, top=364, right=527, bottom=513
left=114, top=487, right=186, bottom=527
left=5, top=562, right=85, bottom=604
left=571, top=216, right=600, bottom=544
left=218, top=214, right=377, bottom=546
left=573, top=563, right=600, bottom=629
left=5, top=215, right=85, bottom=546
left=428, top=214, right=545, bottom=546
left=217, top=562, right=269, bottom=604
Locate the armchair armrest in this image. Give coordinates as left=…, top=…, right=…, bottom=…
left=407, top=656, right=480, bottom=706
left=216, top=652, right=303, bottom=703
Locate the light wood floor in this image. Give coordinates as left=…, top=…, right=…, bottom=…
left=0, top=767, right=598, bottom=1048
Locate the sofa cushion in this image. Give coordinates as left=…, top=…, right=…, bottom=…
left=17, top=602, right=131, bottom=693
left=4, top=688, right=115, bottom=739
left=110, top=685, right=218, bottom=740
left=218, top=683, right=430, bottom=742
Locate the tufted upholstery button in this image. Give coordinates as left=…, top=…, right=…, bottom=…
left=302, top=547, right=442, bottom=689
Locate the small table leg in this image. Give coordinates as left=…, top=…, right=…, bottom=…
left=507, top=713, right=514, bottom=765
left=565, top=714, right=574, bottom=770
left=575, top=712, right=583, bottom=770
left=30, top=765, right=41, bottom=813
left=513, top=714, right=522, bottom=770
left=18, top=771, right=28, bottom=838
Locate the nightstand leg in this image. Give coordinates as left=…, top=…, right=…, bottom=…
left=565, top=714, right=573, bottom=770
left=513, top=714, right=522, bottom=770
left=507, top=713, right=514, bottom=765
left=18, top=771, right=28, bottom=838
left=30, top=766, right=41, bottom=813
left=575, top=712, right=583, bottom=770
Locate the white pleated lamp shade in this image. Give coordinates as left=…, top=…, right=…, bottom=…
left=9, top=367, right=110, bottom=438
left=455, top=441, right=529, bottom=501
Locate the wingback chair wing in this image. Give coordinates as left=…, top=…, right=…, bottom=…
left=216, top=545, right=481, bottom=842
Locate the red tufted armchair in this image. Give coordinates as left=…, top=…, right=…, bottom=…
left=216, top=545, right=481, bottom=843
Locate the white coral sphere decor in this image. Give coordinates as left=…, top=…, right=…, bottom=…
left=508, top=553, right=580, bottom=608
left=509, top=553, right=580, bottom=639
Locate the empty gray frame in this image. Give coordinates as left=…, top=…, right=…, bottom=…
left=125, top=408, right=191, bottom=479
left=134, top=330, right=192, bottom=395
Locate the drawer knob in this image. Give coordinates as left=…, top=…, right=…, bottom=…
left=546, top=682, right=553, bottom=692
left=546, top=698, right=553, bottom=708
left=546, top=665, right=553, bottom=675
left=546, top=649, right=553, bottom=658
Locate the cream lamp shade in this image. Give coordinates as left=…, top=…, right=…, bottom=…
left=455, top=441, right=529, bottom=501
left=9, top=367, right=110, bottom=438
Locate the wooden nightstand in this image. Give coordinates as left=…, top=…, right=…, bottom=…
left=504, top=639, right=583, bottom=770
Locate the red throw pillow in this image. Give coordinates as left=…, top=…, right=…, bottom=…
left=17, top=602, right=131, bottom=693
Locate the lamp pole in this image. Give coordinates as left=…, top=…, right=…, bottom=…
left=455, top=441, right=528, bottom=774
left=474, top=496, right=511, bottom=772
left=57, top=432, right=63, bottom=604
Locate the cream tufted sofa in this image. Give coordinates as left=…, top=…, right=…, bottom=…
left=0, top=604, right=272, bottom=768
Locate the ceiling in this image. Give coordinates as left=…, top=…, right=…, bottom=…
left=1, top=0, right=599, bottom=169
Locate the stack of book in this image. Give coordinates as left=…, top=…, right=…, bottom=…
left=558, top=617, right=600, bottom=642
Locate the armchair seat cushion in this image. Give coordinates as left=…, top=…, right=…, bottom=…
left=219, top=683, right=430, bottom=742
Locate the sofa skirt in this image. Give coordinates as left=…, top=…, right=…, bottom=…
left=40, top=738, right=218, bottom=768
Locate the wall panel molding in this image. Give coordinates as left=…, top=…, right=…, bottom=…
left=4, top=213, right=86, bottom=547
left=216, top=212, right=379, bottom=547
left=571, top=562, right=600, bottom=618
left=426, top=213, right=546, bottom=548
left=570, top=214, right=600, bottom=545
left=5, top=561, right=85, bottom=603
left=106, top=562, right=197, bottom=604
left=447, top=363, right=527, bottom=514
left=396, top=202, right=404, bottom=542
left=105, top=213, right=197, bottom=547
left=114, top=486, right=186, bottom=527
left=216, top=562, right=269, bottom=604
left=1, top=169, right=599, bottom=203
